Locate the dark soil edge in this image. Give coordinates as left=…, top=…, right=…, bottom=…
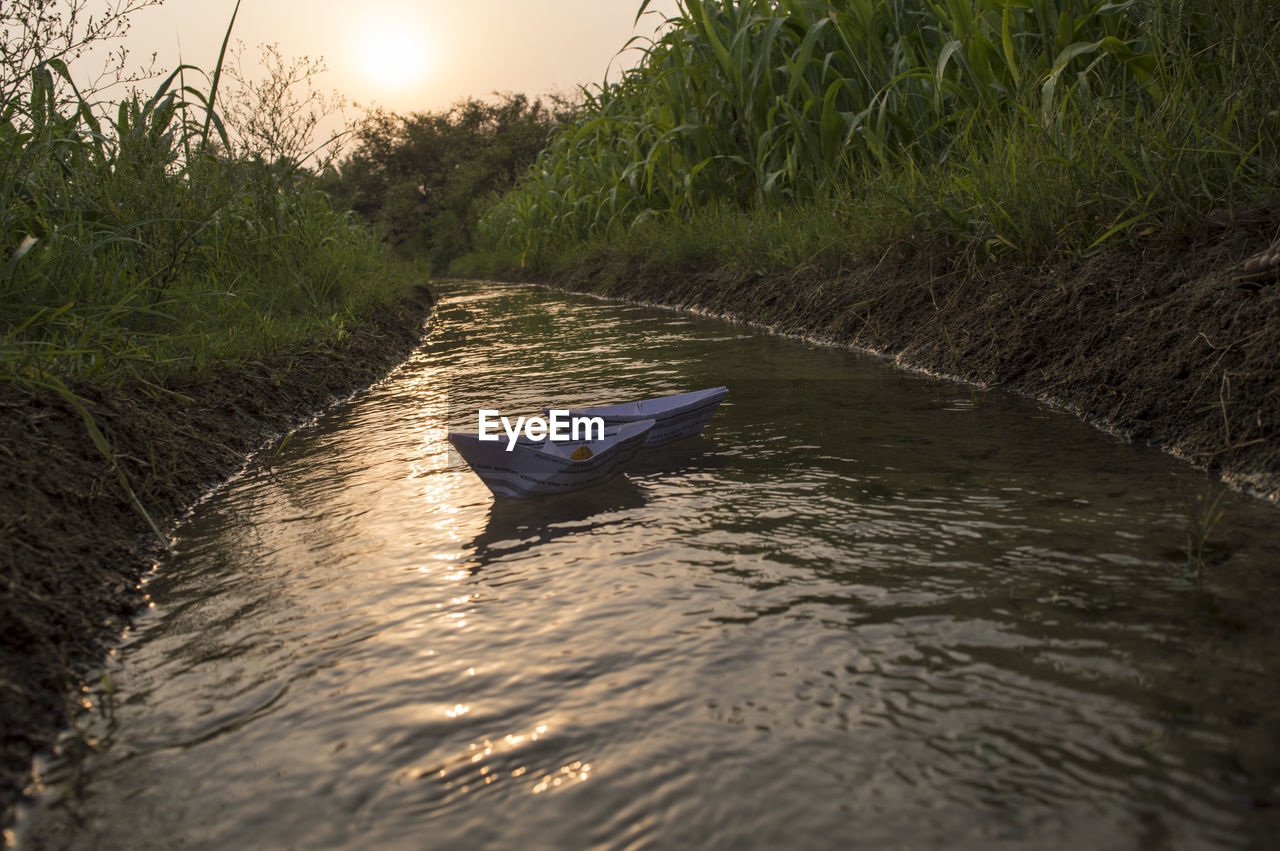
left=0, top=284, right=436, bottom=829
left=521, top=226, right=1280, bottom=504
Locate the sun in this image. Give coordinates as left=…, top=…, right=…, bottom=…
left=358, top=25, right=431, bottom=89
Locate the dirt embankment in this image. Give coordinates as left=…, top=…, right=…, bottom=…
left=536, top=222, right=1280, bottom=502
left=0, top=285, right=436, bottom=828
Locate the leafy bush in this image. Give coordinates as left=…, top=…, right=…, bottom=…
left=324, top=94, right=572, bottom=271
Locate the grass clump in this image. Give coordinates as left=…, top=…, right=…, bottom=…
left=479, top=0, right=1280, bottom=274
left=1, top=17, right=420, bottom=395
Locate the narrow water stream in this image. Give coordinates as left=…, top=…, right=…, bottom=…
left=18, top=281, right=1280, bottom=849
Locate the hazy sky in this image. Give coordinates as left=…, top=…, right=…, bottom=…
left=107, top=0, right=679, bottom=114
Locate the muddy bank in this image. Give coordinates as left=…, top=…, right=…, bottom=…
left=531, top=225, right=1280, bottom=503
left=0, top=285, right=435, bottom=828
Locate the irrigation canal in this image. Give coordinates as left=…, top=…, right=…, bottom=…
left=17, top=281, right=1280, bottom=849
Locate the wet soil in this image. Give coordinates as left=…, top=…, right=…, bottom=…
left=0, top=285, right=435, bottom=830
left=529, top=218, right=1280, bottom=503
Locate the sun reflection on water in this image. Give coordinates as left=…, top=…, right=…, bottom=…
left=394, top=722, right=586, bottom=798
left=531, top=761, right=592, bottom=794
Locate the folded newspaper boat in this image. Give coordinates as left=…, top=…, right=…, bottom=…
left=550, top=386, right=728, bottom=447
left=448, top=419, right=655, bottom=498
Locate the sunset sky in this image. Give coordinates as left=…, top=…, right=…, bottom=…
left=107, top=0, right=679, bottom=115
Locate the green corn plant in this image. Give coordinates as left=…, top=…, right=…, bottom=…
left=481, top=0, right=1197, bottom=264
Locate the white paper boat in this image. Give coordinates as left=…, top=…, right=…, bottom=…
left=550, top=386, right=728, bottom=447
left=448, top=419, right=655, bottom=498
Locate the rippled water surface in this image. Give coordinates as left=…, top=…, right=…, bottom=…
left=18, top=282, right=1280, bottom=849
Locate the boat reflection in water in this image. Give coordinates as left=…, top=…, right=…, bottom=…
left=461, top=436, right=726, bottom=574
left=463, top=476, right=649, bottom=571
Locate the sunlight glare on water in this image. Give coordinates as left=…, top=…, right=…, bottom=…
left=17, top=281, right=1280, bottom=850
